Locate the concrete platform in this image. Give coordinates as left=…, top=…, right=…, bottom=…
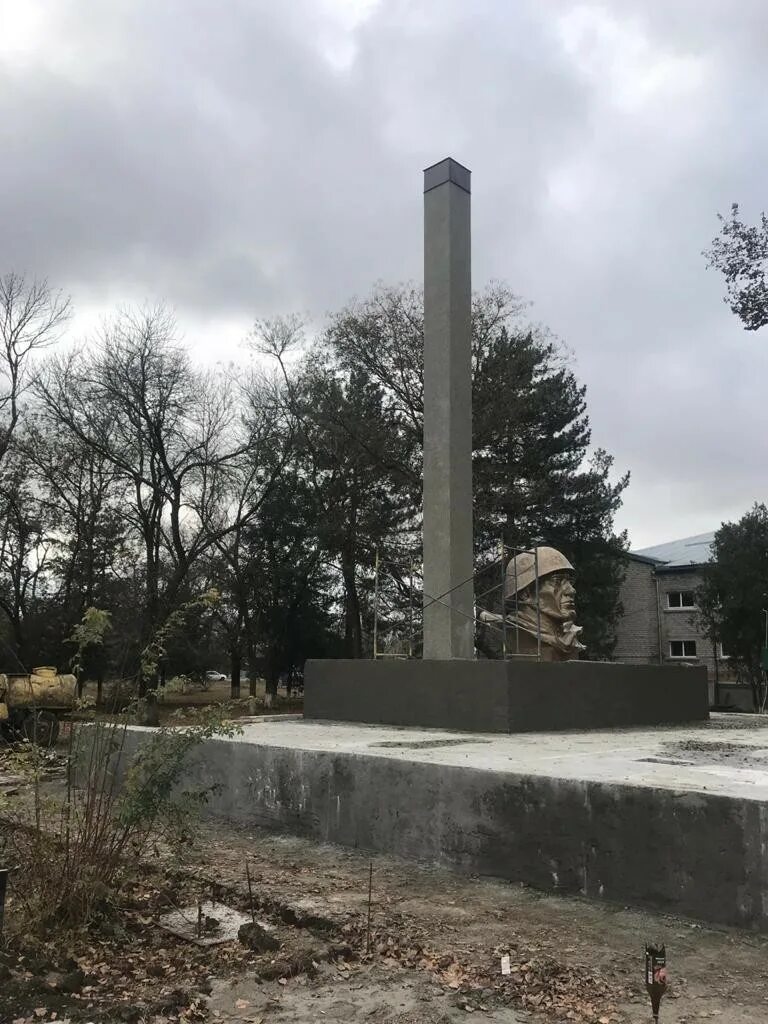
left=120, top=713, right=768, bottom=931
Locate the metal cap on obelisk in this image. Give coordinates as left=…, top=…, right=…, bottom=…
left=422, top=158, right=474, bottom=660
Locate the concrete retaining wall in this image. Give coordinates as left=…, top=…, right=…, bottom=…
left=119, top=727, right=768, bottom=931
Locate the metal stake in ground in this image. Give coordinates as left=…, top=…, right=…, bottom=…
left=0, top=866, right=10, bottom=938
left=645, top=943, right=668, bottom=1022
left=365, top=861, right=373, bottom=955
left=245, top=859, right=256, bottom=924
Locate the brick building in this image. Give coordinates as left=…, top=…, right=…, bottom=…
left=613, top=532, right=744, bottom=706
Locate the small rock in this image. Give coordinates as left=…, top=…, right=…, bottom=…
left=238, top=921, right=280, bottom=952
left=42, top=971, right=65, bottom=992
left=259, top=948, right=320, bottom=981
left=60, top=967, right=85, bottom=993
left=150, top=987, right=192, bottom=1013
left=114, top=1004, right=144, bottom=1023
left=328, top=943, right=355, bottom=962
left=27, top=957, right=54, bottom=976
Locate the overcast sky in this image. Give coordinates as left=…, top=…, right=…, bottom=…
left=1, top=0, right=766, bottom=548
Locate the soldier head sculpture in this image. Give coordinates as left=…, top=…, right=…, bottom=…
left=503, top=546, right=585, bottom=661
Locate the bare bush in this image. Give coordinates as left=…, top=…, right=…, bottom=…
left=0, top=703, right=240, bottom=936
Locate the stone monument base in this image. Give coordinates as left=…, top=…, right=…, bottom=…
left=304, top=658, right=709, bottom=732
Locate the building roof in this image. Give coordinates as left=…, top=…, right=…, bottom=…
left=632, top=531, right=715, bottom=568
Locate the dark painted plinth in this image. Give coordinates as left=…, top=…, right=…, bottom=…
left=304, top=659, right=709, bottom=732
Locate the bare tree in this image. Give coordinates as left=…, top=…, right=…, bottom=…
left=201, top=367, right=295, bottom=699
left=20, top=411, right=128, bottom=618
left=0, top=450, right=53, bottom=665
left=0, top=272, right=71, bottom=462
left=36, top=306, right=274, bottom=691
left=0, top=274, right=70, bottom=662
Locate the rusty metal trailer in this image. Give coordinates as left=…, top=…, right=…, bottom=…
left=0, top=667, right=77, bottom=746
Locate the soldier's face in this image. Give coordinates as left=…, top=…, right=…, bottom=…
left=538, top=571, right=576, bottom=621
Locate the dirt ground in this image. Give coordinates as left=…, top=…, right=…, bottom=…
left=206, top=961, right=531, bottom=1022
left=186, top=823, right=768, bottom=1024
left=5, top=741, right=768, bottom=1024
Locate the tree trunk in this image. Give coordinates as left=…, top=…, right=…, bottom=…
left=264, top=649, right=279, bottom=710
left=137, top=690, right=160, bottom=726
left=96, top=673, right=103, bottom=707
left=341, top=549, right=362, bottom=658
left=11, top=612, right=26, bottom=672
left=264, top=678, right=277, bottom=709
left=230, top=647, right=241, bottom=699
left=752, top=669, right=768, bottom=713
left=246, top=638, right=257, bottom=699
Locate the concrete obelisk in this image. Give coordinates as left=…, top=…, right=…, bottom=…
left=422, top=158, right=474, bottom=660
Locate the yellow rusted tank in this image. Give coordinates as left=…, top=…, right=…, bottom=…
left=0, top=666, right=76, bottom=745
left=0, top=667, right=77, bottom=708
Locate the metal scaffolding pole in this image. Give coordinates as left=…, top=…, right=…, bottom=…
left=513, top=547, right=520, bottom=655
left=499, top=538, right=507, bottom=660
left=534, top=546, right=542, bottom=662
left=373, top=548, right=380, bottom=660
left=408, top=559, right=415, bottom=659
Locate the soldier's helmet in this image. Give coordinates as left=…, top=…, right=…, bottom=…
left=504, top=546, right=574, bottom=599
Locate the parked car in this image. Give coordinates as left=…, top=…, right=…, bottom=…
left=204, top=670, right=227, bottom=683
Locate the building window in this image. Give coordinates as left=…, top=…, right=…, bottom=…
left=669, top=640, right=697, bottom=658
left=717, top=643, right=731, bottom=660
left=667, top=591, right=696, bottom=610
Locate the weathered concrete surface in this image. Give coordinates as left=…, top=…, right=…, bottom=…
left=119, top=714, right=768, bottom=930
left=422, top=157, right=474, bottom=659
left=304, top=658, right=709, bottom=731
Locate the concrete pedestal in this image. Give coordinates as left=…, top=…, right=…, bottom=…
left=304, top=658, right=709, bottom=732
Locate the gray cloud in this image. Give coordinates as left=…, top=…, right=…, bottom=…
left=1, top=0, right=766, bottom=546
